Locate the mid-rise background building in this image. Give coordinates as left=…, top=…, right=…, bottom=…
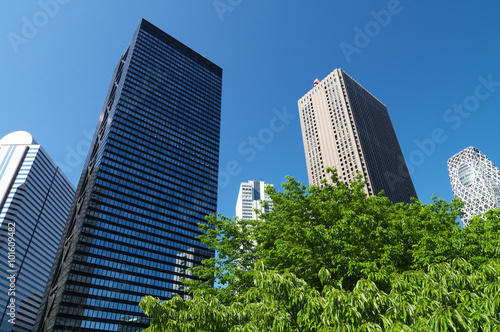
left=0, top=131, right=74, bottom=331
left=298, top=68, right=417, bottom=203
left=448, top=146, right=500, bottom=226
left=236, top=180, right=273, bottom=220
left=35, top=19, right=222, bottom=331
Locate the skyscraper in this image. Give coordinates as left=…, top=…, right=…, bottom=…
left=298, top=68, right=417, bottom=203
left=35, top=19, right=222, bottom=331
left=235, top=180, right=273, bottom=220
left=448, top=147, right=500, bottom=226
left=0, top=131, right=75, bottom=331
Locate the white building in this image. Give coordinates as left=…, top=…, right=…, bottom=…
left=236, top=180, right=273, bottom=220
left=0, top=131, right=74, bottom=331
left=448, top=147, right=500, bottom=226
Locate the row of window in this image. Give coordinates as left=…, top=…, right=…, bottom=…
left=83, top=219, right=205, bottom=260
left=89, top=200, right=210, bottom=240
left=137, top=30, right=221, bottom=88
left=73, top=253, right=181, bottom=291
left=80, top=223, right=207, bottom=259
left=106, top=134, right=217, bottom=181
left=93, top=172, right=211, bottom=220
left=113, top=99, right=219, bottom=160
left=97, top=165, right=214, bottom=213
left=100, top=150, right=217, bottom=199
left=90, top=181, right=210, bottom=234
left=137, top=32, right=222, bottom=99
left=110, top=118, right=218, bottom=174
left=118, top=71, right=220, bottom=145
left=124, top=65, right=221, bottom=143
left=125, top=58, right=221, bottom=130
left=124, top=62, right=220, bottom=137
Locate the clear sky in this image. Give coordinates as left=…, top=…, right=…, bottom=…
left=1, top=1, right=499, bottom=219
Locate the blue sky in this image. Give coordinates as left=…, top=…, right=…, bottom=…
left=1, top=1, right=499, bottom=219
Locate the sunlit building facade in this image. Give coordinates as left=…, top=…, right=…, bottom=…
left=448, top=147, right=500, bottom=226
left=35, top=19, right=222, bottom=331
left=298, top=68, right=417, bottom=203
left=0, top=131, right=74, bottom=331
left=235, top=180, right=273, bottom=220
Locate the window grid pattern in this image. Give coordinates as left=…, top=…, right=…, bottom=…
left=35, top=19, right=222, bottom=332
left=0, top=138, right=74, bottom=332
left=298, top=69, right=417, bottom=204
left=235, top=181, right=273, bottom=220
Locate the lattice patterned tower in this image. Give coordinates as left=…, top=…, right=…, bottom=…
left=447, top=147, right=500, bottom=226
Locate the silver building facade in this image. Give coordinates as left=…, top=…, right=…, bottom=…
left=235, top=180, right=273, bottom=220
left=0, top=131, right=75, bottom=331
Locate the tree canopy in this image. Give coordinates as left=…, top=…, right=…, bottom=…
left=140, top=169, right=500, bottom=331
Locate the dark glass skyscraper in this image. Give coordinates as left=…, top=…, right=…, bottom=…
left=35, top=19, right=222, bottom=331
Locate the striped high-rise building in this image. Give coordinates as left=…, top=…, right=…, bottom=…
left=0, top=131, right=74, bottom=331
left=35, top=19, right=222, bottom=331
left=298, top=68, right=417, bottom=203
left=235, top=180, right=273, bottom=220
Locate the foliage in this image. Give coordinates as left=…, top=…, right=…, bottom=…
left=141, top=259, right=500, bottom=331
left=139, top=168, right=500, bottom=331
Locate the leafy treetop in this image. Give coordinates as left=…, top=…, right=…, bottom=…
left=140, top=168, right=500, bottom=331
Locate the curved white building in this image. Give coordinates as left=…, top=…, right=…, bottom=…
left=447, top=147, right=500, bottom=226
left=0, top=131, right=75, bottom=331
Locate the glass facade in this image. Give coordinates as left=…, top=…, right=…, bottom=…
left=0, top=131, right=75, bottom=332
left=341, top=70, right=417, bottom=204
left=35, top=19, right=222, bottom=331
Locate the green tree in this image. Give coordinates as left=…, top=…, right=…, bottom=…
left=139, top=169, right=500, bottom=331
